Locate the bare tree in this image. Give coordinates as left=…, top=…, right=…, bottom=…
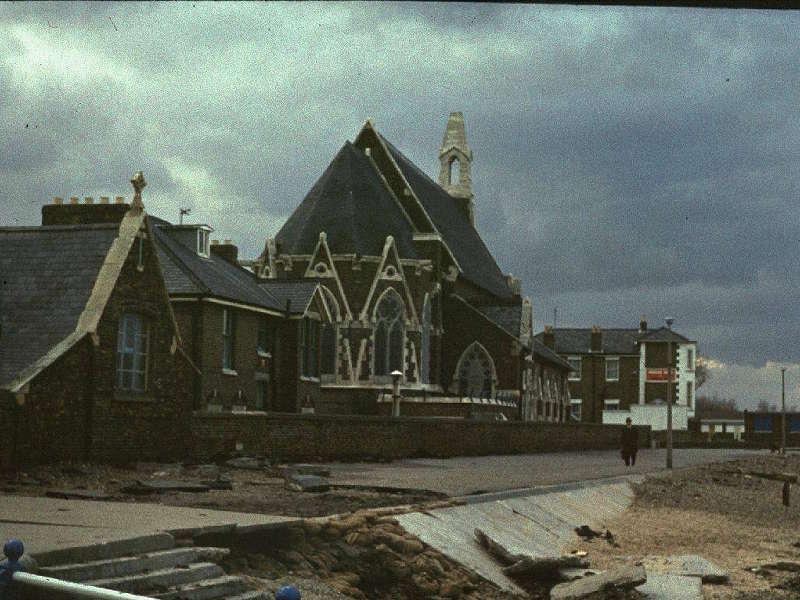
left=695, top=356, right=710, bottom=390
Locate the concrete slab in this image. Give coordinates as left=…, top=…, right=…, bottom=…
left=642, top=554, right=729, bottom=583
left=285, top=474, right=330, bottom=492
left=550, top=565, right=646, bottom=599
left=637, top=573, right=703, bottom=599
left=397, top=480, right=637, bottom=593
left=0, top=495, right=298, bottom=558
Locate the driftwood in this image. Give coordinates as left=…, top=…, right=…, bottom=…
left=473, top=528, right=589, bottom=578
left=747, top=471, right=798, bottom=483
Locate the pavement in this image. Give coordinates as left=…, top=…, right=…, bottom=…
left=0, top=495, right=299, bottom=558
left=0, top=448, right=761, bottom=559
left=321, top=447, right=764, bottom=496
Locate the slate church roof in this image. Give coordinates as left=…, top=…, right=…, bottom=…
left=276, top=124, right=512, bottom=300
left=276, top=141, right=418, bottom=259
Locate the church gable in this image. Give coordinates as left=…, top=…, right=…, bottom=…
left=303, top=232, right=353, bottom=320
left=359, top=235, right=418, bottom=326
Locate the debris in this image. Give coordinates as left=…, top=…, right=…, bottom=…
left=225, top=456, right=268, bottom=470
left=558, top=567, right=601, bottom=581
left=121, top=480, right=210, bottom=494
left=473, top=528, right=588, bottom=578
left=755, top=561, right=800, bottom=573
left=549, top=565, right=646, bottom=599
left=637, top=573, right=703, bottom=600
left=45, top=489, right=112, bottom=500
left=642, top=554, right=729, bottom=584
left=747, top=471, right=798, bottom=483
left=574, top=525, right=603, bottom=540
left=282, top=464, right=332, bottom=478
left=285, top=473, right=331, bottom=493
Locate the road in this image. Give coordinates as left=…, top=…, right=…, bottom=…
left=323, top=447, right=764, bottom=496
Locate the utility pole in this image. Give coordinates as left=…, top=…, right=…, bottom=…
left=665, top=317, right=675, bottom=469
left=781, top=367, right=787, bottom=455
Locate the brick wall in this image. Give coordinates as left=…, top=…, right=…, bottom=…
left=191, top=412, right=651, bottom=462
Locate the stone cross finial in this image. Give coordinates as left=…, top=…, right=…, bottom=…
left=131, top=171, right=146, bottom=209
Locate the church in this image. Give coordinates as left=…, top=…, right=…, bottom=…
left=251, top=113, right=572, bottom=421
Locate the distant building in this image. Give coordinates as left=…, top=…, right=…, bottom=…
left=535, top=317, right=697, bottom=430
left=743, top=410, right=800, bottom=446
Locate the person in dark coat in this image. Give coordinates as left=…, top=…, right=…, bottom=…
left=621, top=417, right=638, bottom=466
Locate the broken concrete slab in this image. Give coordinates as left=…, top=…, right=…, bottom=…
left=637, top=573, right=703, bottom=600
left=282, top=464, right=332, bottom=478
left=549, top=565, right=646, bottom=600
left=643, top=554, right=729, bottom=584
left=225, top=457, right=267, bottom=470
left=45, top=489, right=113, bottom=501
left=285, top=474, right=330, bottom=493
left=558, top=567, right=602, bottom=581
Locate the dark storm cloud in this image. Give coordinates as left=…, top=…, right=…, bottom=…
left=1, top=3, right=798, bottom=404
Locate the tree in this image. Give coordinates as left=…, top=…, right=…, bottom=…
left=695, top=395, right=739, bottom=418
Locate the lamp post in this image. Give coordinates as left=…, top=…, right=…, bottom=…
left=665, top=317, right=675, bottom=470
left=781, top=367, right=787, bottom=455
left=391, top=370, right=403, bottom=417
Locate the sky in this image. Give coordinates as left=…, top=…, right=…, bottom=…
left=1, top=2, right=798, bottom=409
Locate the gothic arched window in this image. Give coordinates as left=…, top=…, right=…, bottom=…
left=420, top=294, right=431, bottom=384
left=457, top=342, right=495, bottom=398
left=320, top=286, right=340, bottom=377
left=374, top=288, right=405, bottom=376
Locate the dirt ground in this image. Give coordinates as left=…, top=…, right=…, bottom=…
left=570, top=454, right=800, bottom=600
left=0, top=461, right=442, bottom=517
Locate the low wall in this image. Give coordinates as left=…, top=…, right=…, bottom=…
left=190, top=412, right=652, bottom=462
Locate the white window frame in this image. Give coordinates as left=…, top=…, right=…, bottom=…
left=570, top=398, right=582, bottom=421
left=197, top=228, right=210, bottom=258
left=603, top=398, right=620, bottom=411
left=605, top=357, right=620, bottom=382
left=567, top=357, right=581, bottom=381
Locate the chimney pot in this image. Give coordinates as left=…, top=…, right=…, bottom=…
left=639, top=314, right=648, bottom=333
left=53, top=197, right=63, bottom=205
left=224, top=239, right=232, bottom=245
left=84, top=197, right=94, bottom=204
left=70, top=197, right=79, bottom=205
left=114, top=196, right=125, bottom=204
left=211, top=239, right=220, bottom=245
left=100, top=196, right=110, bottom=204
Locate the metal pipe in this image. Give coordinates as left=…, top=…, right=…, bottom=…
left=12, top=572, right=154, bottom=600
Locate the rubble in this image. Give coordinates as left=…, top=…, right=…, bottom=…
left=285, top=474, right=331, bottom=493
left=549, top=565, right=646, bottom=600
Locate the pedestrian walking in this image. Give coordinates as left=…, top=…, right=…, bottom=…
left=620, top=417, right=638, bottom=467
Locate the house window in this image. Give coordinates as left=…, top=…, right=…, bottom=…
left=197, top=228, right=210, bottom=257
left=686, top=348, right=694, bottom=371
left=255, top=379, right=267, bottom=410
left=605, top=357, right=619, bottom=381
left=570, top=398, right=582, bottom=422
left=420, top=295, right=431, bottom=384
left=258, top=318, right=272, bottom=356
left=117, top=313, right=149, bottom=392
left=300, top=318, right=320, bottom=378
left=223, top=309, right=235, bottom=370
left=568, top=357, right=581, bottom=381
left=320, top=287, right=339, bottom=377
left=458, top=343, right=495, bottom=398
left=604, top=399, right=620, bottom=411
left=374, top=289, right=405, bottom=376
left=686, top=381, right=693, bottom=407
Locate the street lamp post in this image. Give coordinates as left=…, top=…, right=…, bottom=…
left=665, top=317, right=675, bottom=470
left=391, top=370, right=403, bottom=417
left=781, top=367, right=787, bottom=455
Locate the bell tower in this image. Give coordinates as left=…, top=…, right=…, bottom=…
left=438, top=111, right=475, bottom=226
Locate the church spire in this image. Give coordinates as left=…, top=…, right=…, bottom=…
left=438, top=111, right=475, bottom=226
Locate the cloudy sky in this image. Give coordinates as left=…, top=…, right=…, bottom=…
left=1, top=2, right=798, bottom=408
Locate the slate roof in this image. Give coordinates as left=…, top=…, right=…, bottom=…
left=533, top=339, right=573, bottom=371
left=379, top=135, right=513, bottom=300
left=475, top=305, right=522, bottom=340
left=639, top=327, right=693, bottom=343
left=151, top=218, right=314, bottom=315
left=0, top=224, right=118, bottom=388
left=276, top=142, right=418, bottom=259
left=533, top=328, right=642, bottom=355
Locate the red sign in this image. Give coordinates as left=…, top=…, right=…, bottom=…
left=646, top=368, right=677, bottom=382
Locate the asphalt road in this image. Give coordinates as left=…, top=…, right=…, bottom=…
left=323, top=448, right=765, bottom=496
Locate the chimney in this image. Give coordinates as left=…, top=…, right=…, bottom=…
left=42, top=195, right=131, bottom=226
left=639, top=314, right=647, bottom=333
left=543, top=325, right=555, bottom=349
left=591, top=325, right=602, bottom=352
left=211, top=238, right=239, bottom=264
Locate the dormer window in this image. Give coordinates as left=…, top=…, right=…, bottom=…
left=197, top=228, right=210, bottom=257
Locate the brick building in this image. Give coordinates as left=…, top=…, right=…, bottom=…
left=0, top=175, right=195, bottom=467
left=150, top=218, right=329, bottom=413
left=249, top=113, right=572, bottom=420
left=536, top=317, right=697, bottom=430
